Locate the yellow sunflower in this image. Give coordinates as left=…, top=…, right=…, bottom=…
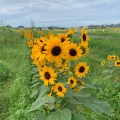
left=80, top=28, right=90, bottom=43
left=65, top=29, right=74, bottom=38
left=45, top=37, right=68, bottom=64
left=40, top=66, right=57, bottom=86
left=67, top=76, right=77, bottom=88
left=114, top=60, right=120, bottom=67
left=74, top=62, right=89, bottom=78
left=57, top=33, right=70, bottom=43
left=110, top=55, right=116, bottom=60
left=67, top=43, right=82, bottom=60
left=101, top=61, right=105, bottom=66
left=53, top=82, right=67, bottom=97
left=27, top=40, right=34, bottom=48
left=31, top=43, right=46, bottom=62
left=79, top=43, right=89, bottom=56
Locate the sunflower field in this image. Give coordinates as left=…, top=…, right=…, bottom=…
left=0, top=24, right=120, bottom=120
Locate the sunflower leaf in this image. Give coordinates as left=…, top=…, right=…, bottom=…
left=29, top=96, right=55, bottom=112
left=65, top=86, right=90, bottom=98
left=33, top=112, right=47, bottom=120
left=72, top=113, right=87, bottom=120
left=80, top=78, right=101, bottom=89
left=46, top=108, right=71, bottom=120
left=38, top=85, right=50, bottom=98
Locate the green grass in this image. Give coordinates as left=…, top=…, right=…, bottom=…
left=0, top=27, right=120, bottom=120
left=0, top=27, right=33, bottom=120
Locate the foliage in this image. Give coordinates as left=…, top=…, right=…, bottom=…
left=27, top=28, right=114, bottom=120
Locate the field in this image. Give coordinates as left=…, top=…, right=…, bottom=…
left=0, top=26, right=120, bottom=120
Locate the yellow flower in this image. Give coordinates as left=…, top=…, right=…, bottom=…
left=67, top=76, right=77, bottom=88
left=101, top=61, right=105, bottom=66
left=40, top=66, right=57, bottom=86
left=80, top=28, right=90, bottom=42
left=53, top=82, right=67, bottom=97
left=114, top=60, right=120, bottom=67
left=74, top=62, right=89, bottom=78
left=67, top=43, right=82, bottom=61
left=57, top=33, right=70, bottom=43
left=79, top=43, right=89, bottom=56
left=107, top=55, right=116, bottom=60
left=66, top=29, right=74, bottom=37
left=74, top=88, right=81, bottom=92
left=45, top=37, right=68, bottom=64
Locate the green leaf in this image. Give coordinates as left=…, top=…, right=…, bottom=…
left=65, top=87, right=90, bottom=98
left=38, top=85, right=50, bottom=98
left=33, top=113, right=47, bottom=120
left=46, top=115, right=52, bottom=120
left=29, top=96, right=55, bottom=112
left=30, top=88, right=40, bottom=98
left=31, top=82, right=40, bottom=88
left=80, top=78, right=101, bottom=89
left=76, top=96, right=114, bottom=116
left=31, top=67, right=39, bottom=75
left=47, top=108, right=71, bottom=120
left=72, top=113, right=87, bottom=120
left=67, top=97, right=81, bottom=104
left=88, top=97, right=114, bottom=116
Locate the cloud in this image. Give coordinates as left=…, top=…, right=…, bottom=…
left=0, top=0, right=120, bottom=27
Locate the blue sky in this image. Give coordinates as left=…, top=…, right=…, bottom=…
left=0, top=0, right=120, bottom=27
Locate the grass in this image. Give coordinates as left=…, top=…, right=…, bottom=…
left=0, top=26, right=120, bottom=120
left=0, top=26, right=33, bottom=120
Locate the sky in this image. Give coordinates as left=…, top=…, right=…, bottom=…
left=0, top=0, right=120, bottom=28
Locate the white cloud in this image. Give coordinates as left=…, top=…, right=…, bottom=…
left=0, top=0, right=120, bottom=27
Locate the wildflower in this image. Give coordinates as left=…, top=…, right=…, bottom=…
left=67, top=43, right=82, bottom=60
left=53, top=82, right=67, bottom=97
left=75, top=62, right=89, bottom=78
left=67, top=76, right=77, bottom=88
left=40, top=66, right=57, bottom=86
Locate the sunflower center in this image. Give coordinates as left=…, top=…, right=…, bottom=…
left=40, top=39, right=43, bottom=42
left=61, top=38, right=65, bottom=42
left=117, top=62, right=120, bottom=65
left=70, top=80, right=74, bottom=84
left=83, top=34, right=86, bottom=41
left=52, top=46, right=61, bottom=56
left=81, top=47, right=85, bottom=54
left=44, top=72, right=51, bottom=79
left=79, top=66, right=85, bottom=73
left=69, top=49, right=77, bottom=56
left=58, top=86, right=63, bottom=92
left=41, top=44, right=46, bottom=53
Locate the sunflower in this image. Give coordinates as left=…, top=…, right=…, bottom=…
left=74, top=62, right=89, bottom=78
left=40, top=66, right=57, bottom=86
left=101, top=61, right=105, bottom=66
left=31, top=43, right=46, bottom=62
left=79, top=43, right=89, bottom=56
left=67, top=43, right=82, bottom=60
left=67, top=76, right=77, bottom=88
left=114, top=60, right=120, bottom=67
left=80, top=28, right=90, bottom=43
left=45, top=37, right=68, bottom=64
left=107, top=55, right=116, bottom=60
left=57, top=33, right=70, bottom=43
left=27, top=40, right=34, bottom=48
left=74, top=88, right=81, bottom=92
left=66, top=29, right=74, bottom=38
left=110, top=55, right=116, bottom=60
left=53, top=82, right=67, bottom=97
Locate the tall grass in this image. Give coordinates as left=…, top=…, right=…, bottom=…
left=0, top=26, right=33, bottom=120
